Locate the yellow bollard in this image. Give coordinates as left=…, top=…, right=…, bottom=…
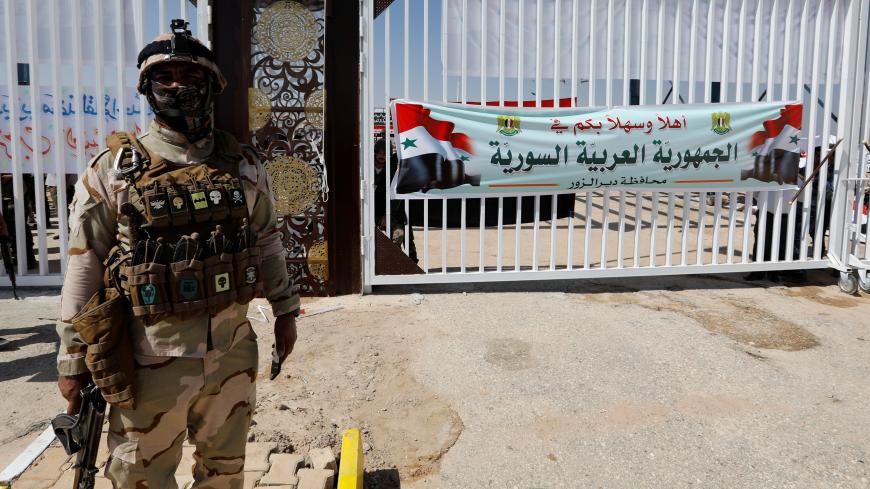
left=337, top=428, right=364, bottom=489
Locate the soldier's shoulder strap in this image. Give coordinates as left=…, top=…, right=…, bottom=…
left=105, top=132, right=163, bottom=181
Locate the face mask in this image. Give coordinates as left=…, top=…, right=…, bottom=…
left=148, top=79, right=213, bottom=138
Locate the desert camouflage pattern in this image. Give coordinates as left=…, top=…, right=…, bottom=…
left=104, top=322, right=257, bottom=488
left=56, top=121, right=298, bottom=487
left=57, top=120, right=299, bottom=376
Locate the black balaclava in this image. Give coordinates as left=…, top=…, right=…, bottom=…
left=146, top=74, right=214, bottom=142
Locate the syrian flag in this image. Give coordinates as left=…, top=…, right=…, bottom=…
left=742, top=104, right=803, bottom=185
left=390, top=101, right=481, bottom=194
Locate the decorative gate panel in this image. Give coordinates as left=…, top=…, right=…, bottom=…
left=250, top=0, right=329, bottom=295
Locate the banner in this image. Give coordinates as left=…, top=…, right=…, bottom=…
left=389, top=100, right=803, bottom=198
left=0, top=86, right=151, bottom=174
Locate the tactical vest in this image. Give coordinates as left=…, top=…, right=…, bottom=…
left=108, top=132, right=264, bottom=325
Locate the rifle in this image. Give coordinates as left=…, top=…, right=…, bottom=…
left=51, top=384, right=107, bottom=489
left=0, top=214, right=18, bottom=299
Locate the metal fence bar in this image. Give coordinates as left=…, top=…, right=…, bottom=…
left=815, top=0, right=840, bottom=261
left=767, top=0, right=784, bottom=263
left=384, top=9, right=391, bottom=245
left=633, top=191, right=642, bottom=266
left=665, top=193, right=676, bottom=265
left=750, top=0, right=767, bottom=264
left=116, top=2, right=128, bottom=134
left=584, top=194, right=592, bottom=268
left=443, top=201, right=448, bottom=273
left=480, top=0, right=488, bottom=271
left=72, top=0, right=86, bottom=177
left=49, top=0, right=69, bottom=271
left=497, top=0, right=505, bottom=272
left=655, top=0, right=664, bottom=103
left=403, top=0, right=410, bottom=256
left=25, top=0, right=48, bottom=275
left=696, top=192, right=707, bottom=264
left=687, top=0, right=698, bottom=103
left=3, top=0, right=26, bottom=276
left=135, top=0, right=148, bottom=132
left=622, top=0, right=631, bottom=105
left=605, top=0, right=613, bottom=106
left=711, top=192, right=722, bottom=264
left=862, top=12, right=870, bottom=263
left=600, top=190, right=610, bottom=268
left=567, top=0, right=578, bottom=270
left=650, top=191, right=660, bottom=266
left=588, top=0, right=595, bottom=105
left=639, top=0, right=649, bottom=104
left=726, top=191, right=738, bottom=262
left=617, top=191, right=626, bottom=268
left=180, top=0, right=188, bottom=21
left=515, top=196, right=522, bottom=271
left=423, top=0, right=430, bottom=272
left=703, top=0, right=715, bottom=104
left=159, top=0, right=168, bottom=33
left=782, top=0, right=797, bottom=261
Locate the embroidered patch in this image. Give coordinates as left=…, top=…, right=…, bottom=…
left=140, top=284, right=157, bottom=305
left=215, top=272, right=231, bottom=293
left=179, top=279, right=198, bottom=299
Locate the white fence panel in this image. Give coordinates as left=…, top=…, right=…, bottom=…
left=0, top=0, right=208, bottom=288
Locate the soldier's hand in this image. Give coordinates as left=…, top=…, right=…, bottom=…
left=58, top=373, right=91, bottom=415
left=274, top=313, right=297, bottom=365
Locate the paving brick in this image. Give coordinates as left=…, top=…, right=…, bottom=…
left=244, top=442, right=278, bottom=472
left=304, top=448, right=336, bottom=471
left=259, top=453, right=305, bottom=486
left=49, top=469, right=74, bottom=489
left=11, top=478, right=57, bottom=489
left=242, top=470, right=264, bottom=489
left=296, top=468, right=335, bottom=489
left=17, top=447, right=71, bottom=482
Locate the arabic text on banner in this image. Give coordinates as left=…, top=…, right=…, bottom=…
left=389, top=100, right=803, bottom=198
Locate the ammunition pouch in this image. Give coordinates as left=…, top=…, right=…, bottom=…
left=70, top=288, right=136, bottom=409
left=234, top=246, right=263, bottom=304
left=169, top=257, right=208, bottom=320
left=203, top=252, right=237, bottom=315
left=124, top=262, right=171, bottom=324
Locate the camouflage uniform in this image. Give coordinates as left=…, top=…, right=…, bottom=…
left=57, top=121, right=299, bottom=488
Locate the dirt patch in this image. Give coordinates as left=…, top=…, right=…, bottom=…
left=484, top=338, right=537, bottom=371
left=248, top=299, right=462, bottom=488
left=779, top=286, right=860, bottom=309
left=579, top=291, right=819, bottom=351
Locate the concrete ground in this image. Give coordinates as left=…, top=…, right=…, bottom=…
left=1, top=270, right=869, bottom=488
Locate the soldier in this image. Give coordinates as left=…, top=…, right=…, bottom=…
left=55, top=21, right=300, bottom=488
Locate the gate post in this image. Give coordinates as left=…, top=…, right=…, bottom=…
left=829, top=0, right=870, bottom=271
left=325, top=0, right=363, bottom=294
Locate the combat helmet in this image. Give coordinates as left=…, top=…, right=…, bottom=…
left=136, top=19, right=226, bottom=95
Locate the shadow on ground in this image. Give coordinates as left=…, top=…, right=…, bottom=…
left=365, top=468, right=402, bottom=488
left=375, top=270, right=840, bottom=296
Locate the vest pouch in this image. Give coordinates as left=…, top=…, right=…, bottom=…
left=226, top=180, right=248, bottom=220
left=124, top=262, right=171, bottom=323
left=189, top=187, right=212, bottom=223
left=70, top=287, right=136, bottom=409
left=142, top=187, right=171, bottom=227
left=169, top=258, right=208, bottom=320
left=203, top=252, right=237, bottom=315
left=205, top=186, right=230, bottom=221
left=167, top=186, right=192, bottom=226
left=233, top=246, right=263, bottom=305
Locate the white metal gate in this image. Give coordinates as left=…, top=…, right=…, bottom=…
left=361, top=0, right=870, bottom=289
left=0, top=0, right=209, bottom=287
